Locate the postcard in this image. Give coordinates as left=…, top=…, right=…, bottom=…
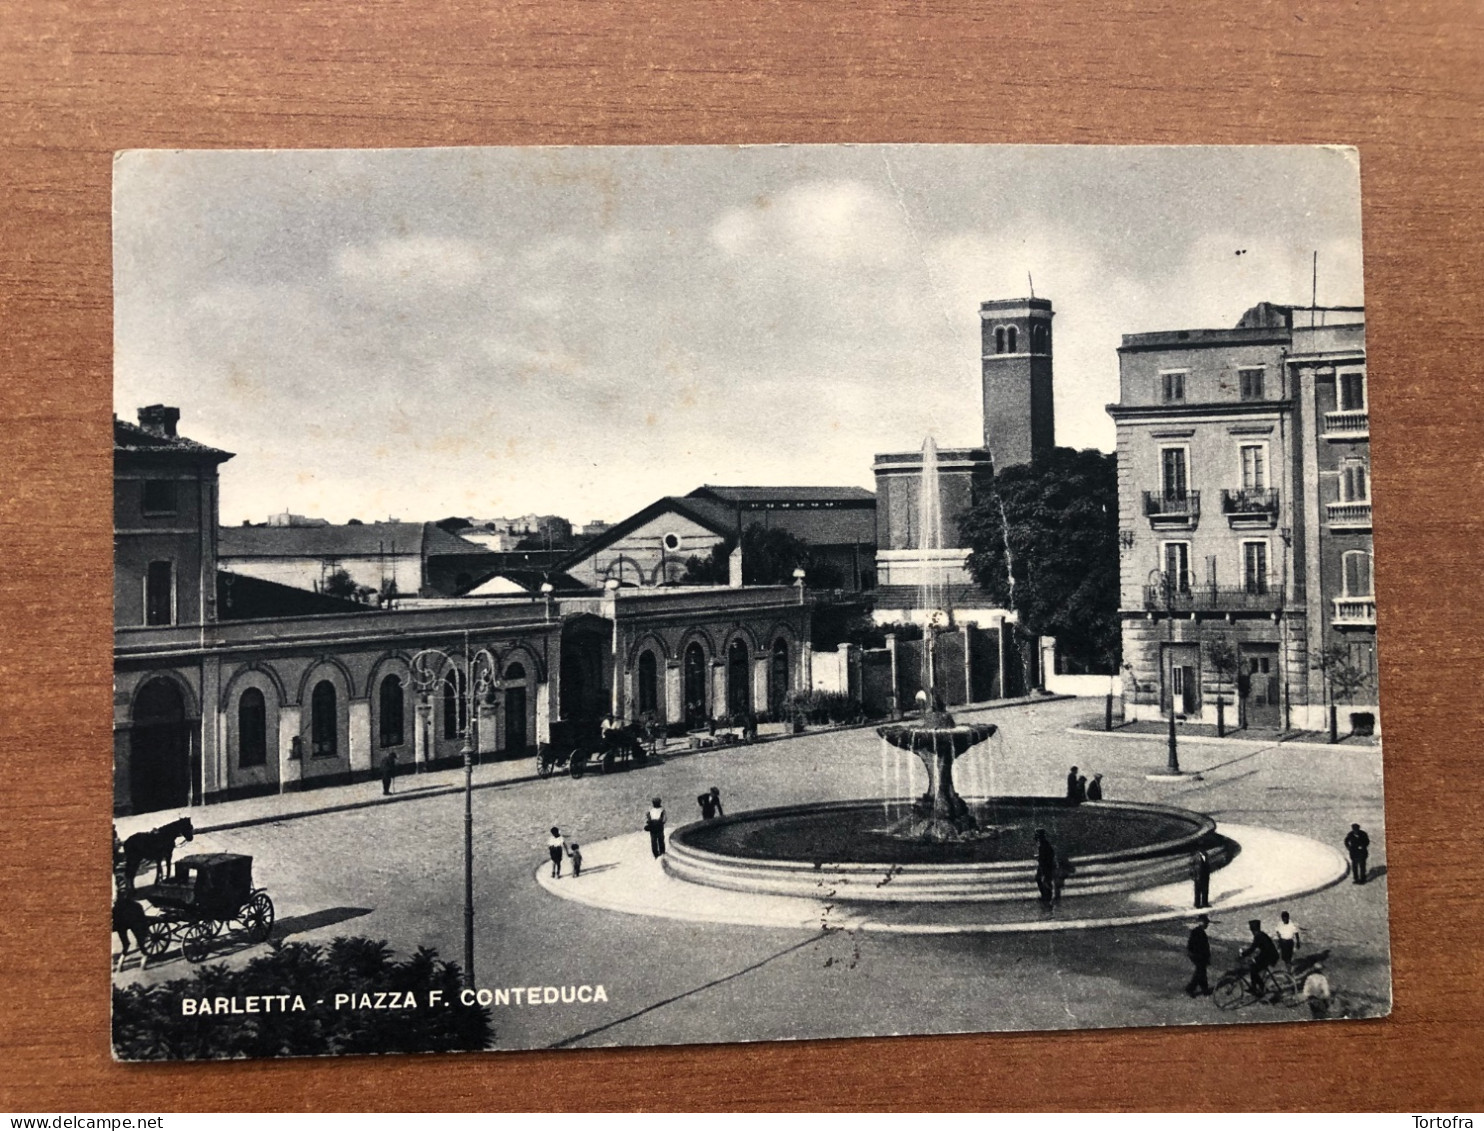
left=111, top=145, right=1389, bottom=1060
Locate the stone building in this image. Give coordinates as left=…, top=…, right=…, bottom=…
left=1108, top=303, right=1375, bottom=732
left=114, top=407, right=811, bottom=815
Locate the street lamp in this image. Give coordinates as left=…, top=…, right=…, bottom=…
left=604, top=577, right=621, bottom=717
left=1148, top=568, right=1180, bottom=774
left=792, top=566, right=806, bottom=605
left=539, top=579, right=554, bottom=623
left=410, top=637, right=496, bottom=989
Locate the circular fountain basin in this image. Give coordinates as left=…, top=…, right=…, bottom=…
left=664, top=797, right=1225, bottom=904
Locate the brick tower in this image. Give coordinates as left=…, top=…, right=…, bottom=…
left=980, top=297, right=1055, bottom=469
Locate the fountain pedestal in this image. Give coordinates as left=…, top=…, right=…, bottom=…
left=878, top=707, right=997, bottom=842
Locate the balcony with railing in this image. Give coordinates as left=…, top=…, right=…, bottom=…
left=1143, top=572, right=1301, bottom=615
left=1143, top=490, right=1200, bottom=529
left=1327, top=499, right=1372, bottom=530
left=1323, top=409, right=1369, bottom=440
left=1332, top=596, right=1377, bottom=626
left=1221, top=487, right=1280, bottom=529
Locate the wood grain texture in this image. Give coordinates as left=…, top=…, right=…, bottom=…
left=2, top=0, right=1481, bottom=1111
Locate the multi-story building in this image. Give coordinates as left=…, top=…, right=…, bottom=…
left=1109, top=302, right=1376, bottom=733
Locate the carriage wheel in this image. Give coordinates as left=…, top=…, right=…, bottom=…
left=536, top=754, right=554, bottom=779
left=570, top=752, right=587, bottom=779
left=139, top=918, right=173, bottom=960
left=1212, top=975, right=1248, bottom=1010
left=602, top=748, right=617, bottom=774
left=182, top=921, right=215, bottom=964
left=242, top=892, right=275, bottom=944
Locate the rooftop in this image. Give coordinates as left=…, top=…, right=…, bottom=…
left=219, top=521, right=491, bottom=560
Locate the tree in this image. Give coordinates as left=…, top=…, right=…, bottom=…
left=1206, top=637, right=1240, bottom=736
left=959, top=447, right=1121, bottom=675
left=679, top=525, right=824, bottom=587
left=435, top=516, right=472, bottom=535
left=322, top=567, right=358, bottom=600
left=1311, top=644, right=1369, bottom=743
left=111, top=937, right=493, bottom=1060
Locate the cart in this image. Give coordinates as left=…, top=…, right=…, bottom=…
left=535, top=720, right=654, bottom=779
left=134, top=852, right=275, bottom=964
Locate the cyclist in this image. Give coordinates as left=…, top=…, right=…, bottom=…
left=1239, top=918, right=1281, bottom=999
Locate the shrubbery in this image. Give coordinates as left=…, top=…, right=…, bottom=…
left=784, top=690, right=866, bottom=726
left=112, top=937, right=493, bottom=1061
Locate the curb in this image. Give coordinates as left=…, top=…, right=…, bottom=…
left=1066, top=725, right=1380, bottom=755
left=172, top=695, right=1080, bottom=836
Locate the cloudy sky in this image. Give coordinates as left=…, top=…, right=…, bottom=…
left=114, top=146, right=1363, bottom=527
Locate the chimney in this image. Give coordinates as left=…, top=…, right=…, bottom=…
left=138, top=404, right=180, bottom=438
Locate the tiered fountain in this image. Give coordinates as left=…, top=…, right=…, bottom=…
left=664, top=437, right=1227, bottom=905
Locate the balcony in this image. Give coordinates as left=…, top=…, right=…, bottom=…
left=1332, top=596, right=1377, bottom=626
left=1324, top=409, right=1369, bottom=440
left=1221, top=487, right=1280, bottom=529
left=1144, top=574, right=1300, bottom=615
left=1327, top=499, right=1373, bottom=531
left=1143, top=490, right=1200, bottom=529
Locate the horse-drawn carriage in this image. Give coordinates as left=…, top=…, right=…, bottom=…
left=535, top=718, right=657, bottom=779
left=129, top=853, right=276, bottom=964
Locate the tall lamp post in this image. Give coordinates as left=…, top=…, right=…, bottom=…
left=1149, top=568, right=1180, bottom=774
left=792, top=566, right=806, bottom=605
left=410, top=637, right=496, bottom=989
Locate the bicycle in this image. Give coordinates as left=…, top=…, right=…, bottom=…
left=1212, top=961, right=1300, bottom=1010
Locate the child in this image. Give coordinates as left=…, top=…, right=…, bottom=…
left=567, top=841, right=583, bottom=878
left=546, top=827, right=565, bottom=878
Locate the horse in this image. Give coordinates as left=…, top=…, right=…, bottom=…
left=121, top=816, right=194, bottom=891
left=112, top=897, right=153, bottom=970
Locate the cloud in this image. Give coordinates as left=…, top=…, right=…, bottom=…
left=335, top=235, right=492, bottom=294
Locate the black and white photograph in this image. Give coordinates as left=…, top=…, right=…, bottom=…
left=109, top=144, right=1389, bottom=1061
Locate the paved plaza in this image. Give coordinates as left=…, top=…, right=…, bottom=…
left=113, top=697, right=1391, bottom=1049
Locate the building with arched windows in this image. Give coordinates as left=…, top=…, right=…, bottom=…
left=114, top=406, right=812, bottom=815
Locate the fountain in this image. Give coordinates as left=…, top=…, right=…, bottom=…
left=661, top=436, right=1230, bottom=906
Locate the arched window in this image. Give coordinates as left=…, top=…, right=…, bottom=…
left=239, top=687, right=267, bottom=768
left=505, top=661, right=526, bottom=683
left=379, top=674, right=404, bottom=748
left=994, top=326, right=1005, bottom=354
left=442, top=668, right=467, bottom=740
left=638, top=650, right=658, bottom=715
left=311, top=680, right=337, bottom=758
left=1342, top=551, right=1373, bottom=597
left=683, top=643, right=707, bottom=726
left=1006, top=325, right=1017, bottom=353
left=727, top=638, right=751, bottom=718
left=769, top=637, right=790, bottom=717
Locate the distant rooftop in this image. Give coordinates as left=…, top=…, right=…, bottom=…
left=219, top=521, right=490, bottom=559
left=688, top=485, right=875, bottom=506
left=1120, top=302, right=1364, bottom=351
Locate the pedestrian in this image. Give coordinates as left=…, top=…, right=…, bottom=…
left=1300, top=962, right=1332, bottom=1019
left=1086, top=773, right=1104, bottom=802
left=1186, top=914, right=1212, bottom=997
left=645, top=797, right=667, bottom=858
left=743, top=711, right=758, bottom=743
left=1344, top=823, right=1370, bottom=884
left=1239, top=918, right=1280, bottom=999
left=1034, top=828, right=1058, bottom=908
left=381, top=749, right=397, bottom=795
left=697, top=786, right=724, bottom=820
left=546, top=826, right=565, bottom=878
left=1274, top=910, right=1301, bottom=967
left=1191, top=848, right=1211, bottom=909
left=1066, top=766, right=1080, bottom=803
left=1074, top=774, right=1088, bottom=804
left=566, top=840, right=583, bottom=879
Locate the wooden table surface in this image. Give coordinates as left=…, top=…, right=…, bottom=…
left=2, top=0, right=1481, bottom=1112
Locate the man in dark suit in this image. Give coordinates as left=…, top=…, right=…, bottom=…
left=1066, top=766, right=1080, bottom=803
left=1034, top=828, right=1058, bottom=908
left=1344, top=823, right=1371, bottom=884
left=1191, top=848, right=1211, bottom=909
left=1240, top=918, right=1280, bottom=999
left=1186, top=915, right=1212, bottom=996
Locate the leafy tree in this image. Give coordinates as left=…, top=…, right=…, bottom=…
left=435, top=516, right=473, bottom=534
left=679, top=525, right=828, bottom=587
left=959, top=447, right=1121, bottom=674
left=1311, top=643, right=1370, bottom=743
left=322, top=567, right=358, bottom=600
left=112, top=937, right=493, bottom=1060
left=1206, top=637, right=1240, bottom=735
